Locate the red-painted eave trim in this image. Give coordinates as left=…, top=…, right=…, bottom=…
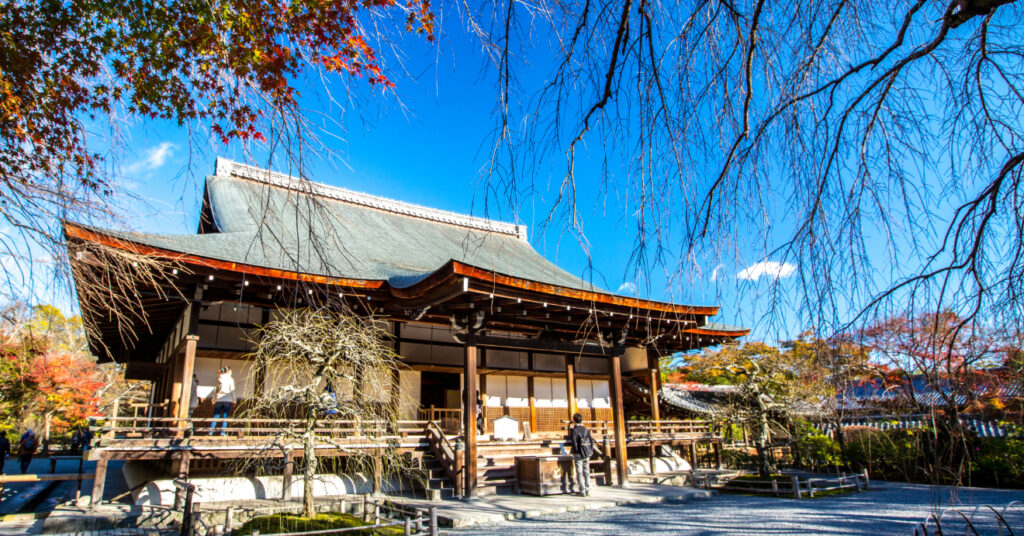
left=450, top=261, right=720, bottom=316
left=683, top=327, right=751, bottom=337
left=64, top=222, right=386, bottom=290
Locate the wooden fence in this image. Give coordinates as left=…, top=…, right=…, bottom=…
left=720, top=470, right=870, bottom=499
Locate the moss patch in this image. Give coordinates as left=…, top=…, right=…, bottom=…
left=233, top=512, right=405, bottom=536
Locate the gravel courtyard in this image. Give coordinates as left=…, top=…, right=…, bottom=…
left=445, top=482, right=1024, bottom=535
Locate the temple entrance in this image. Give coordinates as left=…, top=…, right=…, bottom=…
left=420, top=371, right=462, bottom=433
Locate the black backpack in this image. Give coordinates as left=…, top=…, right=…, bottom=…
left=573, top=425, right=595, bottom=458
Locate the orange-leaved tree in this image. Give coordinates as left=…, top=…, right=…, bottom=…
left=27, top=352, right=105, bottom=450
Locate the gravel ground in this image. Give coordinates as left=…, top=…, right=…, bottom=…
left=445, top=482, right=1024, bottom=535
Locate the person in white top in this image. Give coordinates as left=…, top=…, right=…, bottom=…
left=210, top=367, right=236, bottom=435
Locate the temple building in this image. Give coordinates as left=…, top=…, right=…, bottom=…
left=66, top=158, right=747, bottom=504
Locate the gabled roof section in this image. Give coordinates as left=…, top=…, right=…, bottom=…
left=83, top=158, right=601, bottom=292
left=213, top=158, right=530, bottom=240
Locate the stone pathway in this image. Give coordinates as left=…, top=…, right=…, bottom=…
left=445, top=482, right=1024, bottom=535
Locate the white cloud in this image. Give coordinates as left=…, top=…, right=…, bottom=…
left=710, top=264, right=724, bottom=282
left=737, top=260, right=797, bottom=281
left=126, top=142, right=176, bottom=173
left=616, top=281, right=638, bottom=295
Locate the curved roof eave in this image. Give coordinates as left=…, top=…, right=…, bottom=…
left=64, top=221, right=723, bottom=315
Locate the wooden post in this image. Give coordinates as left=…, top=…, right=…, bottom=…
left=91, top=455, right=108, bottom=508
left=372, top=449, right=383, bottom=495
left=792, top=475, right=802, bottom=499
left=463, top=344, right=478, bottom=498
left=603, top=436, right=613, bottom=486
left=527, top=375, right=537, bottom=437
left=714, top=440, right=723, bottom=469
left=169, top=351, right=184, bottom=422
left=648, top=366, right=660, bottom=426
left=565, top=355, right=577, bottom=422
left=282, top=451, right=294, bottom=501
left=689, top=442, right=698, bottom=468
left=479, top=374, right=488, bottom=434
left=176, top=336, right=199, bottom=437
left=362, top=493, right=370, bottom=522
left=609, top=353, right=628, bottom=487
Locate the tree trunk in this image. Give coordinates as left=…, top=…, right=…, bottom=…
left=754, top=398, right=773, bottom=477
left=303, top=417, right=316, bottom=518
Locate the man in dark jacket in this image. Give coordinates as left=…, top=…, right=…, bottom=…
left=568, top=413, right=594, bottom=496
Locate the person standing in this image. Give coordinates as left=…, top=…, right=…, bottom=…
left=568, top=413, right=595, bottom=496
left=211, top=367, right=236, bottom=435
left=70, top=428, right=82, bottom=455
left=17, top=429, right=38, bottom=474
left=188, top=373, right=200, bottom=418
left=0, top=431, right=10, bottom=474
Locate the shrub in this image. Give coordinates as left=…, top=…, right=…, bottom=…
left=234, top=512, right=405, bottom=536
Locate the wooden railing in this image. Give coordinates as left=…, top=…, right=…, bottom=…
left=627, top=420, right=716, bottom=441
left=88, top=416, right=430, bottom=447
left=417, top=407, right=462, bottom=435
left=560, top=419, right=613, bottom=437
left=424, top=420, right=462, bottom=498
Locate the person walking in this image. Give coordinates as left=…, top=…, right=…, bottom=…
left=0, top=431, right=10, bottom=474
left=568, top=413, right=595, bottom=496
left=17, top=429, right=38, bottom=474
left=210, top=367, right=236, bottom=435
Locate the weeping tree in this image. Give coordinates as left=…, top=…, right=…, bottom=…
left=239, top=307, right=410, bottom=518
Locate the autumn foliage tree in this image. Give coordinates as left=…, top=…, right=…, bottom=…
left=0, top=0, right=435, bottom=307
left=857, top=310, right=1015, bottom=484
left=28, top=351, right=104, bottom=447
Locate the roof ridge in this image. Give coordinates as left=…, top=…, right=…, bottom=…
left=214, top=158, right=529, bottom=241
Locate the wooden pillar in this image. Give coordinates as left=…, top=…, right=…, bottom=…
left=565, top=355, right=577, bottom=423
left=648, top=350, right=661, bottom=426
left=479, top=374, right=488, bottom=433
left=91, top=454, right=108, bottom=508
left=527, top=376, right=537, bottom=437
left=648, top=367, right=660, bottom=424
left=169, top=352, right=184, bottom=419
left=175, top=336, right=199, bottom=435
left=463, top=344, right=478, bottom=498
left=609, top=353, right=628, bottom=487
left=282, top=450, right=294, bottom=501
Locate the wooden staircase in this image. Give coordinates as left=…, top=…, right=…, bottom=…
left=416, top=427, right=611, bottom=498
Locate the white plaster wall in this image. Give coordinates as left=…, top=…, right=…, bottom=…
left=533, top=377, right=568, bottom=408
left=126, top=466, right=401, bottom=506
left=194, top=357, right=256, bottom=400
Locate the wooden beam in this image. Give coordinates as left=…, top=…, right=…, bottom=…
left=527, top=375, right=536, bottom=437
left=463, top=344, right=478, bottom=498
left=648, top=363, right=660, bottom=425
left=609, top=354, right=628, bottom=487
left=91, top=455, right=108, bottom=508
left=461, top=334, right=624, bottom=357
left=175, top=336, right=199, bottom=429
left=565, top=356, right=577, bottom=423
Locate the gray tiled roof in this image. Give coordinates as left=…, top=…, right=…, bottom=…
left=95, top=159, right=602, bottom=291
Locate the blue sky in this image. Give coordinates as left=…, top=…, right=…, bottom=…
left=23, top=16, right=810, bottom=343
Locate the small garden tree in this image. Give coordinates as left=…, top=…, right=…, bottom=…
left=682, top=342, right=828, bottom=477
left=241, top=307, right=407, bottom=518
